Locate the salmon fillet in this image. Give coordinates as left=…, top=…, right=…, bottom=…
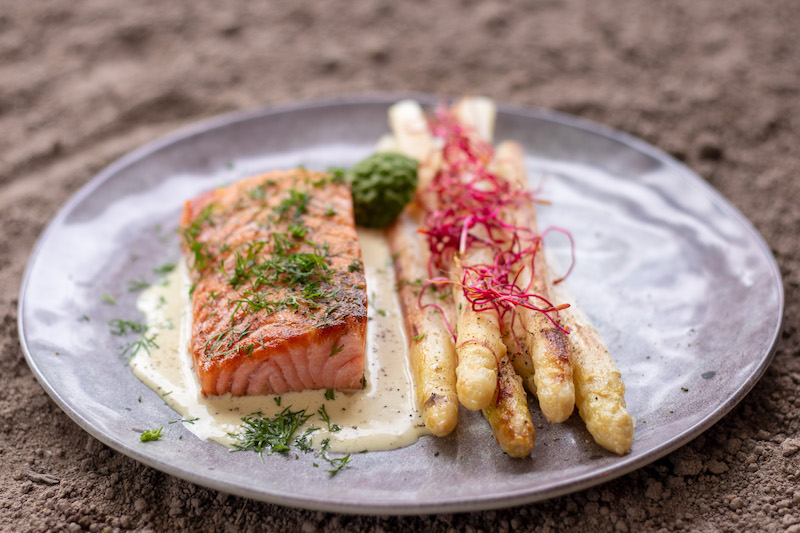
left=180, top=169, right=367, bottom=396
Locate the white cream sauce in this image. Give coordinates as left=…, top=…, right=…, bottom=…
left=130, top=229, right=428, bottom=453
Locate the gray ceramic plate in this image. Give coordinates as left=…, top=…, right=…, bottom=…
left=18, top=96, right=783, bottom=514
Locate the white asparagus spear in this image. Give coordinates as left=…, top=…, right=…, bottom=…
left=502, top=312, right=537, bottom=395
left=448, top=97, right=507, bottom=410
left=482, top=355, right=535, bottom=457
left=387, top=208, right=459, bottom=436
left=492, top=141, right=576, bottom=423
left=388, top=100, right=441, bottom=191
left=453, top=96, right=497, bottom=143
left=452, top=254, right=507, bottom=410
left=386, top=102, right=461, bottom=433
left=390, top=98, right=504, bottom=411
left=389, top=100, right=433, bottom=162
left=550, top=282, right=634, bottom=455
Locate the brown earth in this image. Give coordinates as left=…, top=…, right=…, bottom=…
left=2, top=1, right=799, bottom=532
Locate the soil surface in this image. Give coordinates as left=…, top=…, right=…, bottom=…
left=2, top=1, right=799, bottom=532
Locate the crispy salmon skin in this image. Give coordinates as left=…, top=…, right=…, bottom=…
left=180, top=169, right=367, bottom=396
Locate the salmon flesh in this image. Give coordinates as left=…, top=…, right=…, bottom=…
left=180, top=169, right=367, bottom=396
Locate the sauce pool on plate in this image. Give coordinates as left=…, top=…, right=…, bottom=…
left=130, top=229, right=428, bottom=453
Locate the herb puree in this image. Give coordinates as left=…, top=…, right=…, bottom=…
left=130, top=229, right=428, bottom=453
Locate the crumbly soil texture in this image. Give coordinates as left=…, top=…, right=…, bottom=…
left=2, top=1, right=800, bottom=532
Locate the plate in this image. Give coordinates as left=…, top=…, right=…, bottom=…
left=18, top=96, right=784, bottom=514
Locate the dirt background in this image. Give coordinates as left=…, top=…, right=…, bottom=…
left=2, top=1, right=799, bottom=531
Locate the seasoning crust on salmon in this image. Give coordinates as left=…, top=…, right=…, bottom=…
left=180, top=169, right=367, bottom=396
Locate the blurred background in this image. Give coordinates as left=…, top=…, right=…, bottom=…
left=1, top=1, right=798, bottom=532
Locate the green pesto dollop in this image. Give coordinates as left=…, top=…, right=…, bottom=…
left=347, top=152, right=419, bottom=229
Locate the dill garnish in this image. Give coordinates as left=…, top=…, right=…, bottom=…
left=329, top=341, right=344, bottom=358
left=228, top=241, right=267, bottom=288
left=317, top=404, right=340, bottom=432
left=169, top=417, right=198, bottom=424
left=110, top=318, right=157, bottom=359
left=109, top=319, right=146, bottom=336
left=140, top=427, right=163, bottom=442
left=230, top=407, right=313, bottom=458
left=121, top=333, right=158, bottom=359
left=316, top=438, right=351, bottom=475
left=348, top=258, right=363, bottom=272
left=224, top=233, right=331, bottom=300
left=181, top=204, right=216, bottom=272
left=294, top=427, right=319, bottom=452
left=153, top=262, right=176, bottom=275
left=258, top=249, right=331, bottom=287
left=202, top=322, right=254, bottom=359
left=127, top=279, right=150, bottom=292
left=101, top=293, right=116, bottom=305
left=324, top=389, right=335, bottom=400
left=437, top=289, right=453, bottom=300
left=274, top=189, right=311, bottom=221
left=247, top=179, right=275, bottom=200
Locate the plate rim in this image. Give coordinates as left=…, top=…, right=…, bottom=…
left=17, top=94, right=785, bottom=514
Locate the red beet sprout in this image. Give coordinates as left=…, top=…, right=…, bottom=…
left=417, top=104, right=575, bottom=341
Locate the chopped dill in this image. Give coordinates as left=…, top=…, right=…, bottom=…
left=247, top=180, right=275, bottom=200
left=317, top=405, right=340, bottom=432
left=111, top=317, right=157, bottom=360
left=181, top=204, right=216, bottom=272
left=395, top=277, right=423, bottom=292
left=360, top=374, right=367, bottom=390
left=274, top=396, right=282, bottom=406
left=127, top=279, right=150, bottom=292
left=324, top=389, right=335, bottom=401
left=329, top=341, right=344, bottom=358
left=294, top=427, right=319, bottom=452
left=121, top=333, right=158, bottom=360
left=348, top=258, right=363, bottom=272
left=274, top=189, right=311, bottom=222
left=316, top=438, right=350, bottom=475
left=169, top=417, right=198, bottom=424
left=259, top=250, right=331, bottom=287
left=412, top=333, right=426, bottom=342
left=224, top=234, right=331, bottom=298
left=140, top=427, right=163, bottom=442
left=109, top=319, right=146, bottom=336
left=229, top=407, right=312, bottom=458
left=202, top=322, right=255, bottom=359
left=228, top=241, right=267, bottom=288
left=101, top=293, right=116, bottom=305
left=326, top=167, right=347, bottom=185
left=153, top=262, right=176, bottom=275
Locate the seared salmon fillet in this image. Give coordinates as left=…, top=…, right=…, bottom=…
left=180, top=169, right=367, bottom=396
